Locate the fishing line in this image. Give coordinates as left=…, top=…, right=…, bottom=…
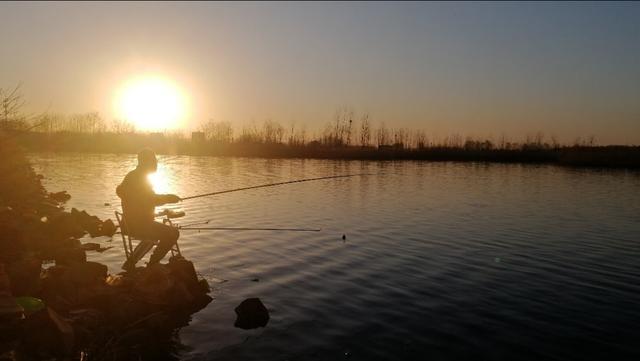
left=179, top=219, right=213, bottom=228
left=180, top=173, right=371, bottom=201
left=179, top=226, right=320, bottom=232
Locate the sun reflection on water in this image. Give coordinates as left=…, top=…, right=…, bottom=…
left=148, top=166, right=173, bottom=195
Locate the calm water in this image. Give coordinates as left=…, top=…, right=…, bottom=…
left=29, top=153, right=640, bottom=361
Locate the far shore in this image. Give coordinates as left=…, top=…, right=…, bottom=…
left=7, top=130, right=640, bottom=169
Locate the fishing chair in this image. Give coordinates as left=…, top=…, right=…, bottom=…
left=114, top=210, right=183, bottom=268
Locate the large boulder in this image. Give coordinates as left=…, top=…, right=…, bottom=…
left=168, top=258, right=200, bottom=292
left=132, top=265, right=175, bottom=306
left=100, top=219, right=117, bottom=237
left=234, top=297, right=269, bottom=329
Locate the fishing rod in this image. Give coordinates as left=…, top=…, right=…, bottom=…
left=157, top=210, right=321, bottom=232
left=180, top=173, right=370, bottom=201
left=179, top=226, right=320, bottom=232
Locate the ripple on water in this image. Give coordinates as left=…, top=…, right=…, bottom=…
left=29, top=154, right=640, bottom=360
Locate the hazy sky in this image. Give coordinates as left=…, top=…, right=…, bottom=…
left=1, top=1, right=639, bottom=143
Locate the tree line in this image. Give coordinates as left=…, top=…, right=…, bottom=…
left=1, top=85, right=601, bottom=150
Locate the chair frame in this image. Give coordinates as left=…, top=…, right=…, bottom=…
left=114, top=210, right=182, bottom=261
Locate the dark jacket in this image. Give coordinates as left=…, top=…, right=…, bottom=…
left=116, top=168, right=170, bottom=233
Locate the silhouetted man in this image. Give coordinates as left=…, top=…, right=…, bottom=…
left=117, top=148, right=181, bottom=270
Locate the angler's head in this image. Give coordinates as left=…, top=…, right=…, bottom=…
left=137, top=148, right=158, bottom=173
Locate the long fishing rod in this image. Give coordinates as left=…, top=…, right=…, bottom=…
left=180, top=173, right=369, bottom=201
left=179, top=226, right=320, bottom=232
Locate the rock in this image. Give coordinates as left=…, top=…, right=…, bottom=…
left=81, top=242, right=101, bottom=251
left=0, top=294, right=23, bottom=319
left=100, top=219, right=117, bottom=237
left=6, top=258, right=42, bottom=296
left=198, top=279, right=211, bottom=293
left=48, top=212, right=86, bottom=240
left=67, top=261, right=107, bottom=287
left=22, top=307, right=74, bottom=357
left=54, top=247, right=87, bottom=266
left=81, top=242, right=113, bottom=253
left=67, top=308, right=106, bottom=348
left=0, top=264, right=12, bottom=296
left=76, top=283, right=117, bottom=311
left=40, top=266, right=77, bottom=311
left=168, top=258, right=200, bottom=292
left=234, top=297, right=269, bottom=329
left=0, top=211, right=27, bottom=263
left=60, top=237, right=82, bottom=249
left=132, top=265, right=174, bottom=305
left=49, top=191, right=71, bottom=203
left=95, top=246, right=113, bottom=253
left=0, top=294, right=22, bottom=316
left=166, top=258, right=215, bottom=308
left=70, top=208, right=102, bottom=237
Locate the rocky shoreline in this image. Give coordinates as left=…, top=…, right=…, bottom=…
left=0, top=139, right=213, bottom=360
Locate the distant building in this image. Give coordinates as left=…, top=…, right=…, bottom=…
left=192, top=131, right=205, bottom=142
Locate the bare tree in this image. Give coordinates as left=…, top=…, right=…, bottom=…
left=414, top=130, right=426, bottom=149
left=262, top=119, right=283, bottom=143
left=376, top=122, right=389, bottom=147
left=0, top=84, right=26, bottom=129
left=359, top=112, right=371, bottom=147
left=330, top=106, right=355, bottom=146
left=110, top=119, right=135, bottom=133
left=201, top=119, right=234, bottom=143
left=498, top=133, right=507, bottom=150
left=275, top=124, right=285, bottom=143
left=238, top=121, right=261, bottom=143
left=346, top=112, right=353, bottom=146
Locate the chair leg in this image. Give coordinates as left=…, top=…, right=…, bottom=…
left=120, top=231, right=129, bottom=259
left=122, top=240, right=155, bottom=270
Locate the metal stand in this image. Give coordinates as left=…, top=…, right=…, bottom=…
left=114, top=210, right=183, bottom=266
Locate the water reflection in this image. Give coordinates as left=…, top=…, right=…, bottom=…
left=29, top=153, right=640, bottom=360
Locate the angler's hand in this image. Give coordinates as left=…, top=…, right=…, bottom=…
left=165, top=194, right=181, bottom=203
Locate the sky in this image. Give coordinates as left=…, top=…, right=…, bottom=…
left=1, top=1, right=639, bottom=144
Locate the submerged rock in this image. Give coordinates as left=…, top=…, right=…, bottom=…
left=81, top=242, right=101, bottom=251
left=100, top=219, right=117, bottom=237
left=49, top=191, right=71, bottom=203
left=234, top=297, right=269, bottom=329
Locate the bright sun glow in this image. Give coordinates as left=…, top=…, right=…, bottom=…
left=148, top=167, right=172, bottom=195
left=115, top=76, right=187, bottom=131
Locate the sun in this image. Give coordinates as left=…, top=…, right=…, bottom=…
left=115, top=76, right=188, bottom=131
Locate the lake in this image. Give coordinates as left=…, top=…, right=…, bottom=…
left=29, top=153, right=640, bottom=361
